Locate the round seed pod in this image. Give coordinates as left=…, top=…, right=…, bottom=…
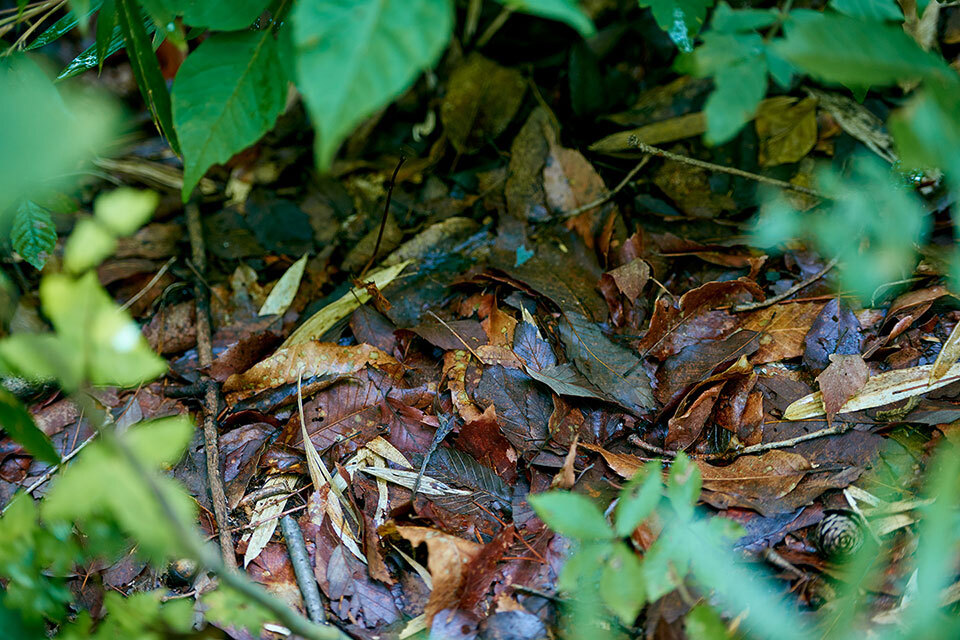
left=815, top=511, right=865, bottom=560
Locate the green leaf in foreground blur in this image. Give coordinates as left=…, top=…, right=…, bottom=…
left=293, top=0, right=452, bottom=170
left=528, top=491, right=614, bottom=540
left=495, top=0, right=595, bottom=36
left=638, top=0, right=716, bottom=51
left=0, top=390, right=60, bottom=465
left=173, top=31, right=287, bottom=200
left=11, top=201, right=57, bottom=271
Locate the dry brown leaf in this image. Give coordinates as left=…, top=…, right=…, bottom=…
left=580, top=443, right=646, bottom=478
left=603, top=258, right=650, bottom=303
left=755, top=96, right=817, bottom=167
left=931, top=320, right=960, bottom=383
left=817, top=354, right=869, bottom=426
left=741, top=302, right=826, bottom=364
left=223, top=341, right=400, bottom=392
left=696, top=450, right=811, bottom=516
left=665, top=384, right=723, bottom=450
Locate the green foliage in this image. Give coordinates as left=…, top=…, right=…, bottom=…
left=292, top=0, right=454, bottom=170
left=754, top=155, right=930, bottom=301
left=203, top=585, right=276, bottom=636
left=638, top=0, right=716, bottom=52
left=65, top=592, right=193, bottom=639
left=0, top=389, right=60, bottom=464
left=11, top=200, right=56, bottom=271
left=496, top=0, right=595, bottom=36
left=173, top=30, right=288, bottom=199
left=528, top=491, right=615, bottom=540
left=140, top=0, right=270, bottom=30
left=830, top=0, right=903, bottom=21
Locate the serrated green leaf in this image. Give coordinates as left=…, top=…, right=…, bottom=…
left=496, top=0, right=595, bottom=36
left=529, top=491, right=614, bottom=540
left=704, top=56, right=767, bottom=144
left=144, top=0, right=270, bottom=30
left=293, top=0, right=453, bottom=170
left=11, top=201, right=57, bottom=271
left=829, top=0, right=903, bottom=21
left=638, top=0, right=716, bottom=51
left=117, top=0, right=179, bottom=154
left=173, top=30, right=287, bottom=200
left=63, top=218, right=116, bottom=274
left=775, top=12, right=948, bottom=88
left=42, top=417, right=196, bottom=561
left=40, top=273, right=167, bottom=386
left=0, top=390, right=59, bottom=464
left=94, top=187, right=157, bottom=235
left=614, top=465, right=662, bottom=537
left=600, top=542, right=645, bottom=623
left=95, top=0, right=117, bottom=72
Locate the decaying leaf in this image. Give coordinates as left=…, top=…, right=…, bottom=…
left=754, top=96, right=818, bottom=167
left=697, top=450, right=812, bottom=516
left=817, top=354, right=869, bottom=426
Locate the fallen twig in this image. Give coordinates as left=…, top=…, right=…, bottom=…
left=185, top=201, right=236, bottom=570
left=627, top=137, right=827, bottom=200
left=559, top=156, right=651, bottom=219
left=280, top=514, right=326, bottom=623
left=732, top=257, right=840, bottom=312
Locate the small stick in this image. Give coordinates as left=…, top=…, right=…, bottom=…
left=359, top=154, right=406, bottom=280
left=703, top=423, right=852, bottom=460
left=120, top=256, right=175, bottom=311
left=280, top=514, right=326, bottom=623
left=732, top=257, right=839, bottom=312
left=186, top=202, right=236, bottom=570
left=559, top=156, right=651, bottom=219
left=628, top=434, right=676, bottom=458
left=0, top=433, right=97, bottom=515
left=627, top=137, right=827, bottom=200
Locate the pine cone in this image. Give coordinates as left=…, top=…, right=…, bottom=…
left=815, top=511, right=865, bottom=559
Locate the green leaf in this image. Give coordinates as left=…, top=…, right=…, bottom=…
left=495, top=0, right=595, bottom=36
left=600, top=542, right=645, bottom=623
left=95, top=0, right=117, bottom=72
left=63, top=219, right=116, bottom=274
left=40, top=272, right=167, bottom=386
left=93, top=591, right=193, bottom=638
left=173, top=31, right=287, bottom=200
left=116, top=0, right=179, bottom=154
left=69, top=0, right=94, bottom=31
left=11, top=201, right=57, bottom=271
left=685, top=603, right=729, bottom=640
left=614, top=465, right=662, bottom=537
left=557, top=540, right=608, bottom=592
left=704, top=56, right=767, bottom=144
left=42, top=417, right=196, bottom=561
left=528, top=491, right=614, bottom=540
left=829, top=0, right=903, bottom=21
left=26, top=1, right=103, bottom=50
left=293, top=0, right=453, bottom=169
left=666, top=452, right=700, bottom=521
left=203, top=586, right=274, bottom=635
left=710, top=2, right=777, bottom=32
left=59, top=14, right=159, bottom=80
left=144, top=0, right=270, bottom=30
left=775, top=12, right=948, bottom=88
left=94, top=187, right=158, bottom=235
left=889, top=79, right=960, bottom=185
left=0, top=390, right=59, bottom=464
left=641, top=535, right=688, bottom=601
left=638, top=0, right=716, bottom=52
left=677, top=31, right=763, bottom=76
left=0, top=333, right=81, bottom=390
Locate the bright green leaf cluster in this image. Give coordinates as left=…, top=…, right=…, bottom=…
left=638, top=0, right=716, bottom=52
left=64, top=187, right=158, bottom=273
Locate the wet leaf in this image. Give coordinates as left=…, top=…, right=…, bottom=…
left=441, top=53, right=525, bottom=154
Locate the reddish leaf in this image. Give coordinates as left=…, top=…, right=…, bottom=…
left=665, top=383, right=723, bottom=450
left=656, top=330, right=760, bottom=405
left=816, top=354, right=869, bottom=426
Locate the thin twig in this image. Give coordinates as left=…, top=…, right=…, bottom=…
left=627, top=138, right=827, bottom=199
left=359, top=154, right=406, bottom=280
left=120, top=256, right=175, bottom=311
left=280, top=514, right=326, bottom=623
left=559, top=156, right=651, bottom=219
left=0, top=433, right=97, bottom=516
left=476, top=6, right=512, bottom=47
left=628, top=435, right=676, bottom=458
left=186, top=202, right=236, bottom=570
left=732, top=257, right=839, bottom=312
left=704, top=423, right=852, bottom=460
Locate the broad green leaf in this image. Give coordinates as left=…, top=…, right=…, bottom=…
left=614, top=465, right=662, bottom=537
left=94, top=187, right=157, bottom=235
left=528, top=491, right=614, bottom=540
left=829, top=0, right=903, bottom=21
left=95, top=0, right=117, bottom=72
left=203, top=586, right=275, bottom=636
left=40, top=273, right=167, bottom=386
left=775, top=12, right=948, bottom=88
left=641, top=535, right=688, bottom=601
left=93, top=592, right=193, bottom=638
left=293, top=0, right=453, bottom=169
left=144, top=0, right=270, bottom=30
left=117, top=0, right=180, bottom=154
left=704, top=56, right=767, bottom=144
left=676, top=31, right=763, bottom=76
left=11, top=201, right=56, bottom=271
left=0, top=55, right=116, bottom=214
left=666, top=453, right=700, bottom=520
left=685, top=604, right=729, bottom=640
left=0, top=333, right=81, bottom=390
left=0, top=390, right=59, bottom=464
left=173, top=31, right=287, bottom=200
left=26, top=1, right=103, bottom=50
left=42, top=417, right=196, bottom=561
left=495, top=0, right=595, bottom=36
left=600, top=542, right=645, bottom=623
left=63, top=218, right=116, bottom=273
left=638, top=0, right=716, bottom=52
left=710, top=2, right=777, bottom=32
left=889, top=79, right=960, bottom=186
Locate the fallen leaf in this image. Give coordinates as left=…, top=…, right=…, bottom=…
left=755, top=96, right=817, bottom=167
left=602, top=258, right=650, bottom=303
left=741, top=302, right=826, bottom=364
left=803, top=298, right=863, bottom=371
left=817, top=354, right=869, bottom=426
left=696, top=450, right=812, bottom=516
left=931, top=320, right=960, bottom=382
left=665, top=383, right=723, bottom=450
left=258, top=253, right=308, bottom=316
left=656, top=330, right=760, bottom=405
